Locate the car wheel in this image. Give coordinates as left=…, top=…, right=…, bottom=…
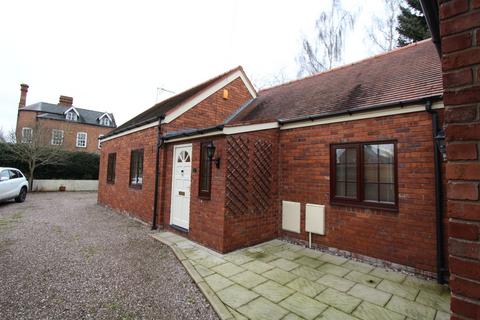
left=15, top=187, right=27, bottom=203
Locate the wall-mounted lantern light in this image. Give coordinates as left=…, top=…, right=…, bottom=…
left=207, top=141, right=221, bottom=168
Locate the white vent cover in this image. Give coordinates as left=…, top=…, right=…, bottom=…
left=305, top=203, right=325, bottom=235
left=282, top=201, right=300, bottom=233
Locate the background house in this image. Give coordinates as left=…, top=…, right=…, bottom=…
left=98, top=40, right=448, bottom=280
left=15, top=84, right=116, bottom=153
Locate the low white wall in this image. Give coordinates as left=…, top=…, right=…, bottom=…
left=32, top=180, right=98, bottom=192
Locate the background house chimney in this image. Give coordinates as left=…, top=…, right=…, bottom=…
left=18, top=83, right=29, bottom=109
left=58, top=95, right=73, bottom=107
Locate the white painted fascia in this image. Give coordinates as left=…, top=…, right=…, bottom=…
left=223, top=122, right=279, bottom=134
left=163, top=69, right=257, bottom=124
left=64, top=106, right=80, bottom=116
left=99, top=120, right=160, bottom=143
left=280, top=101, right=444, bottom=130
left=98, top=112, right=113, bottom=121
left=164, top=131, right=224, bottom=144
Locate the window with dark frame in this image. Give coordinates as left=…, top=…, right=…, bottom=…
left=331, top=141, right=397, bottom=210
left=129, top=149, right=144, bottom=187
left=107, top=153, right=116, bottom=184
left=198, top=142, right=212, bottom=199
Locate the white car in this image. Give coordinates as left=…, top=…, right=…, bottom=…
left=0, top=167, right=29, bottom=203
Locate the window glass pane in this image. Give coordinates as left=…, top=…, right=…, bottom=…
left=336, top=148, right=346, bottom=164
left=346, top=182, right=357, bottom=198
left=364, top=183, right=378, bottom=201
left=379, top=164, right=395, bottom=183
left=336, top=164, right=345, bottom=182
left=346, top=164, right=357, bottom=182
left=379, top=184, right=395, bottom=203
left=379, top=144, right=394, bottom=163
left=364, top=164, right=378, bottom=183
left=335, top=182, right=345, bottom=197
left=346, top=148, right=356, bottom=164
left=364, top=145, right=378, bottom=163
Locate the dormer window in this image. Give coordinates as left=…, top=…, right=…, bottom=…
left=100, top=117, right=110, bottom=126
left=66, top=111, right=77, bottom=121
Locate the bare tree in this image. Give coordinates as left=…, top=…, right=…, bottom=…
left=252, top=68, right=292, bottom=90
left=2, top=123, right=68, bottom=189
left=367, top=0, right=402, bottom=52
left=297, top=0, right=355, bottom=77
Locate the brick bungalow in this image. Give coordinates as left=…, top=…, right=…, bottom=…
left=98, top=39, right=449, bottom=280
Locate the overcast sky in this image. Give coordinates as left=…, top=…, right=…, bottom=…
left=0, top=0, right=390, bottom=133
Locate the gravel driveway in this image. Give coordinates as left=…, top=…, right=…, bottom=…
left=0, top=192, right=218, bottom=320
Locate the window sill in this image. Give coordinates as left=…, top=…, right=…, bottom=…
left=330, top=200, right=398, bottom=213
left=107, top=181, right=115, bottom=185
left=198, top=195, right=211, bottom=200
left=129, top=184, right=142, bottom=190
left=170, top=224, right=188, bottom=234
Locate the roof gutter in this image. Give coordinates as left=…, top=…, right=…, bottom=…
left=419, top=0, right=441, bottom=55
left=162, top=125, right=225, bottom=141
left=277, top=95, right=443, bottom=126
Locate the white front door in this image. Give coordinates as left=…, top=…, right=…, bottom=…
left=170, top=144, right=192, bottom=229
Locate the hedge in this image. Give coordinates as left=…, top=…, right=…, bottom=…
left=0, top=143, right=100, bottom=180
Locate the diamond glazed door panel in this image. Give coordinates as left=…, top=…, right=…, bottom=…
left=170, top=144, right=192, bottom=230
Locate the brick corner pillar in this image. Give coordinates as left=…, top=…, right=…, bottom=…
left=439, top=0, right=480, bottom=319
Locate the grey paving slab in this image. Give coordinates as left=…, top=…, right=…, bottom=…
left=299, top=248, right=324, bottom=259
left=286, top=277, right=327, bottom=298
left=434, top=310, right=450, bottom=320
left=212, top=262, right=245, bottom=278
left=227, top=306, right=248, bottom=320
left=295, top=256, right=324, bottom=268
left=269, top=258, right=300, bottom=271
left=353, top=301, right=406, bottom=320
left=262, top=268, right=298, bottom=285
left=317, top=263, right=351, bottom=277
left=402, top=276, right=450, bottom=296
left=348, top=283, right=392, bottom=306
left=343, top=260, right=375, bottom=274
left=237, top=297, right=289, bottom=320
left=252, top=280, right=295, bottom=303
left=195, top=264, right=215, bottom=277
left=230, top=270, right=268, bottom=289
left=378, top=279, right=420, bottom=301
left=283, top=313, right=304, bottom=320
left=345, top=270, right=382, bottom=287
left=318, top=254, right=349, bottom=266
left=369, top=268, right=406, bottom=283
left=217, top=284, right=259, bottom=309
left=416, top=290, right=451, bottom=313
left=205, top=273, right=235, bottom=292
left=280, top=243, right=304, bottom=252
left=317, top=274, right=355, bottom=292
left=317, top=307, right=359, bottom=320
left=274, top=250, right=303, bottom=260
left=292, top=266, right=325, bottom=281
left=242, top=260, right=275, bottom=274
left=197, top=255, right=227, bottom=268
left=315, top=288, right=361, bottom=313
left=223, top=253, right=254, bottom=266
left=386, top=296, right=437, bottom=320
left=280, top=292, right=328, bottom=320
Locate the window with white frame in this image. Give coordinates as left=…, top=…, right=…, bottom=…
left=21, top=127, right=33, bottom=143
left=98, top=134, right=104, bottom=149
left=51, top=129, right=64, bottom=145
left=76, top=132, right=87, bottom=148
left=66, top=111, right=78, bottom=121
left=99, top=117, right=110, bottom=126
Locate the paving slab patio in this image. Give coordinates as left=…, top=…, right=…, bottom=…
left=151, top=232, right=451, bottom=320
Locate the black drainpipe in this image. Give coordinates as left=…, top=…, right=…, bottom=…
left=425, top=100, right=446, bottom=284
left=152, top=115, right=165, bottom=230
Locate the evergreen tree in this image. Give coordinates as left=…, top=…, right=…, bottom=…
left=396, top=0, right=430, bottom=46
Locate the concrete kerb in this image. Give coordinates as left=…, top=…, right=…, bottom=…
left=149, top=234, right=234, bottom=320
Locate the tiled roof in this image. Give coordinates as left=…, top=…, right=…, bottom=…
left=22, top=102, right=116, bottom=128
left=229, top=39, right=443, bottom=125
left=106, top=66, right=244, bottom=137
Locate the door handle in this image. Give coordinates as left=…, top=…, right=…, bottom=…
left=178, top=191, right=185, bottom=196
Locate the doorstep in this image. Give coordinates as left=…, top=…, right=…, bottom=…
left=150, top=232, right=451, bottom=320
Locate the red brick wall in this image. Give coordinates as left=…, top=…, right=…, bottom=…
left=223, top=129, right=280, bottom=252
left=439, top=1, right=480, bottom=318
left=16, top=110, right=113, bottom=153
left=159, top=137, right=227, bottom=252
left=165, top=78, right=253, bottom=131
left=278, top=110, right=447, bottom=274
left=98, top=127, right=158, bottom=222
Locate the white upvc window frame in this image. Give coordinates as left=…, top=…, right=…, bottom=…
left=66, top=111, right=78, bottom=121
left=21, top=127, right=33, bottom=143
left=51, top=129, right=64, bottom=146
left=99, top=117, right=110, bottom=126
left=76, top=132, right=87, bottom=148
left=98, top=134, right=104, bottom=149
